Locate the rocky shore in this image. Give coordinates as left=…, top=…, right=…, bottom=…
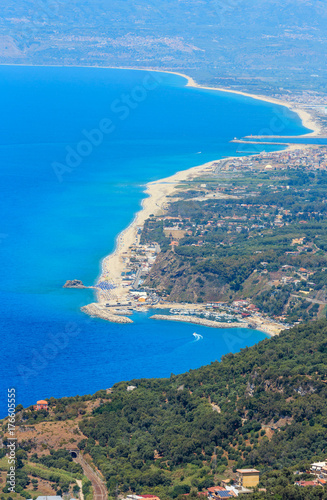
left=63, top=279, right=87, bottom=288
left=81, top=303, right=133, bottom=323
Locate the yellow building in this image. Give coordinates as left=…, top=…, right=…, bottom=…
left=236, top=469, right=260, bottom=488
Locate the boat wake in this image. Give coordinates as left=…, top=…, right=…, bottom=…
left=193, top=332, right=203, bottom=342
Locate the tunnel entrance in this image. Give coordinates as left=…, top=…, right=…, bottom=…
left=69, top=450, right=78, bottom=458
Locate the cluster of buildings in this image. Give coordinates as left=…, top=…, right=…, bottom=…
left=205, top=469, right=261, bottom=497
left=121, top=241, right=160, bottom=284
left=122, top=470, right=260, bottom=499
left=169, top=306, right=239, bottom=323
left=271, top=90, right=327, bottom=112
left=113, top=241, right=161, bottom=306
left=214, top=147, right=327, bottom=173
left=293, top=460, right=327, bottom=488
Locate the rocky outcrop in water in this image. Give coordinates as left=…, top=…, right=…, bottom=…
left=63, top=279, right=86, bottom=288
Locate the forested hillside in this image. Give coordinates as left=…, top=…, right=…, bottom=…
left=8, top=320, right=327, bottom=499
left=78, top=320, right=327, bottom=498
left=142, top=165, right=327, bottom=324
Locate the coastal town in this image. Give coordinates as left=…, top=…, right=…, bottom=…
left=4, top=1, right=327, bottom=499
left=78, top=143, right=327, bottom=336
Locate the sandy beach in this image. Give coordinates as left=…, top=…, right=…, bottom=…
left=164, top=70, right=322, bottom=138
left=77, top=64, right=324, bottom=333
left=95, top=159, right=214, bottom=304
left=111, top=66, right=323, bottom=137
left=96, top=65, right=322, bottom=137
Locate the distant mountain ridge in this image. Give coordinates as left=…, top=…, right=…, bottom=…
left=0, top=0, right=326, bottom=92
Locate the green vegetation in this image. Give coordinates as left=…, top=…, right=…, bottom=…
left=142, top=166, right=327, bottom=323
left=72, top=321, right=327, bottom=498
left=29, top=449, right=83, bottom=475
left=0, top=449, right=84, bottom=499
left=4, top=321, right=327, bottom=498
left=2, top=0, right=327, bottom=96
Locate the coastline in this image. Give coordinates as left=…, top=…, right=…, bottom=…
left=80, top=66, right=324, bottom=332
left=169, top=70, right=321, bottom=137
left=86, top=148, right=295, bottom=336
left=27, top=63, right=318, bottom=333
left=150, top=314, right=283, bottom=337
left=94, top=159, right=214, bottom=305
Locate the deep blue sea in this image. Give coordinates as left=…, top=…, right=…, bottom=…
left=0, top=66, right=309, bottom=415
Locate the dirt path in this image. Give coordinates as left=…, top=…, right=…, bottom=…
left=74, top=455, right=107, bottom=500
left=291, top=294, right=327, bottom=305
left=76, top=479, right=84, bottom=500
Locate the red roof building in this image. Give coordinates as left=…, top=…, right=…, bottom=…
left=295, top=480, right=318, bottom=487
left=34, top=400, right=48, bottom=411
left=207, top=487, right=226, bottom=493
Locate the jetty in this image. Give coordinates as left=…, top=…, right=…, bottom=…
left=150, top=314, right=249, bottom=329
left=81, top=303, right=133, bottom=323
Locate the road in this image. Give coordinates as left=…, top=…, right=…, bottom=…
left=74, top=454, right=108, bottom=500
left=132, top=266, right=142, bottom=289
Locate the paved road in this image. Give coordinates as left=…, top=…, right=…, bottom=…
left=132, top=266, right=142, bottom=289
left=74, top=455, right=107, bottom=500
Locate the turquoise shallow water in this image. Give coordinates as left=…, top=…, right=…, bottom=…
left=0, top=66, right=308, bottom=415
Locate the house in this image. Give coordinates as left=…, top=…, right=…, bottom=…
left=236, top=469, right=260, bottom=488
left=207, top=486, right=235, bottom=498
left=207, top=486, right=226, bottom=495
left=247, top=304, right=259, bottom=312
left=294, top=480, right=318, bottom=487
left=34, top=400, right=48, bottom=411
left=292, top=237, right=305, bottom=246
left=311, top=461, right=327, bottom=474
